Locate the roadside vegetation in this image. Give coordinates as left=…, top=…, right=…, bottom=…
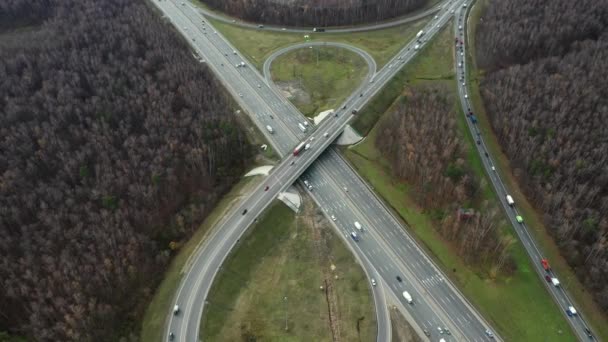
left=198, top=0, right=425, bottom=27
left=208, top=17, right=426, bottom=69
left=471, top=0, right=608, bottom=337
left=344, top=24, right=575, bottom=341
left=201, top=200, right=376, bottom=341
left=270, top=47, right=368, bottom=117
left=466, top=1, right=608, bottom=339
left=0, top=1, right=255, bottom=340
left=140, top=175, right=261, bottom=342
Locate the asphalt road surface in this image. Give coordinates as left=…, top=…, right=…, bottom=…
left=454, top=5, right=596, bottom=341
left=152, top=0, right=502, bottom=341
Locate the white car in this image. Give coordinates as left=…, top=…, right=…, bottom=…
left=323, top=132, right=329, bottom=138
left=238, top=93, right=243, bottom=97
left=257, top=84, right=261, bottom=88
left=491, top=165, right=496, bottom=171
left=173, top=305, right=180, bottom=315
left=331, top=215, right=336, bottom=221
left=282, top=28, right=286, bottom=31
left=371, top=278, right=377, bottom=286
left=434, top=15, right=439, bottom=19
left=464, top=94, right=468, bottom=99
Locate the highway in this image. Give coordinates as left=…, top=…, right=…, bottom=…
left=454, top=5, right=596, bottom=341
left=151, top=0, right=501, bottom=341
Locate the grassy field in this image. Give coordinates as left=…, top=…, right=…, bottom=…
left=270, top=47, right=368, bottom=117
left=463, top=1, right=608, bottom=339
left=140, top=175, right=261, bottom=342
left=208, top=17, right=426, bottom=69
left=201, top=201, right=375, bottom=341
left=343, top=23, right=576, bottom=341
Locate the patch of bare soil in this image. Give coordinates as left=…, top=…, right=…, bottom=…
left=275, top=80, right=312, bottom=105
left=390, top=307, right=422, bottom=342
left=301, top=195, right=342, bottom=341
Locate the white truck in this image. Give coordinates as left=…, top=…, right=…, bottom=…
left=506, top=195, right=515, bottom=206
left=266, top=125, right=274, bottom=134
left=402, top=291, right=413, bottom=304
left=551, top=277, right=561, bottom=287
left=298, top=123, right=307, bottom=132
left=354, top=221, right=362, bottom=231
left=416, top=30, right=424, bottom=39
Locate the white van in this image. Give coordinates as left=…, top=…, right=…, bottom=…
left=402, top=291, right=413, bottom=304
left=354, top=222, right=362, bottom=231
left=173, top=305, right=180, bottom=315
left=298, top=123, right=307, bottom=132
left=506, top=195, right=515, bottom=206
left=551, top=277, right=560, bottom=287
left=266, top=125, right=274, bottom=134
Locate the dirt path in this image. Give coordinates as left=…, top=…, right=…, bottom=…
left=301, top=196, right=342, bottom=342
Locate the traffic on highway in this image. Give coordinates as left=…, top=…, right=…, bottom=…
left=150, top=0, right=598, bottom=340
left=151, top=0, right=504, bottom=341
left=453, top=5, right=596, bottom=341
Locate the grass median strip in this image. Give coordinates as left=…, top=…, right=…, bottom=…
left=201, top=200, right=376, bottom=341
left=344, top=23, right=575, bottom=341
left=208, top=17, right=426, bottom=69
left=270, top=46, right=368, bottom=117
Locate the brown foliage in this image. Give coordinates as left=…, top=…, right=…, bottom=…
left=375, top=86, right=514, bottom=274
left=476, top=0, right=608, bottom=312
left=202, top=0, right=426, bottom=27
left=0, top=0, right=252, bottom=340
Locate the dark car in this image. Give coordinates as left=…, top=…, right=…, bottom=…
left=423, top=329, right=430, bottom=337
left=545, top=275, right=552, bottom=282
left=264, top=185, right=269, bottom=191
left=396, top=275, right=402, bottom=282
left=168, top=332, right=175, bottom=341
left=584, top=328, right=593, bottom=337
left=352, top=109, right=358, bottom=114
left=242, top=209, right=248, bottom=215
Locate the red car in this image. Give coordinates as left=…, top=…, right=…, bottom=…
left=264, top=185, right=269, bottom=191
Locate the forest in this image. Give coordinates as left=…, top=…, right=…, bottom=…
left=376, top=86, right=515, bottom=274
left=476, top=0, right=608, bottom=312
left=0, top=0, right=252, bottom=340
left=202, top=0, right=426, bottom=27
